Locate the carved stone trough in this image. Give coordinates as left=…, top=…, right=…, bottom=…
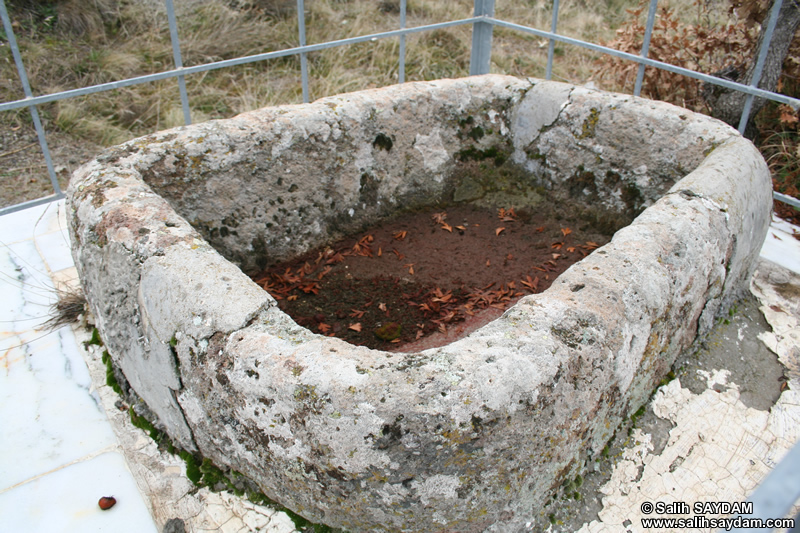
left=68, top=75, right=771, bottom=532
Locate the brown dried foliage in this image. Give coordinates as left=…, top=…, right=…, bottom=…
left=597, top=0, right=756, bottom=111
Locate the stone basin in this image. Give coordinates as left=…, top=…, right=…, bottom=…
left=67, top=75, right=771, bottom=532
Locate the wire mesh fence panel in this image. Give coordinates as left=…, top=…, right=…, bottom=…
left=1, top=0, right=799, bottom=214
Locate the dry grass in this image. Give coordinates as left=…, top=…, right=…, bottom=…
left=1, top=0, right=639, bottom=152
left=2, top=0, right=797, bottom=211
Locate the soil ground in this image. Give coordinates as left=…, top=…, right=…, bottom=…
left=250, top=201, right=612, bottom=352
left=0, top=118, right=102, bottom=207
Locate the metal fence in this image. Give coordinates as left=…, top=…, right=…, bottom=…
left=1, top=0, right=800, bottom=217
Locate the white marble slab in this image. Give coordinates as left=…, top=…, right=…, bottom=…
left=761, top=215, right=800, bottom=275
left=35, top=229, right=75, bottom=274
left=0, top=239, right=118, bottom=490
left=0, top=200, right=158, bottom=532
left=0, top=201, right=59, bottom=246
left=0, top=451, right=159, bottom=533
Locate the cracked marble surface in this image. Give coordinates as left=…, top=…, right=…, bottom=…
left=2, top=199, right=799, bottom=532
left=0, top=202, right=158, bottom=533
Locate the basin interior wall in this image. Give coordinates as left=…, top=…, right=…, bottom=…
left=67, top=75, right=772, bottom=532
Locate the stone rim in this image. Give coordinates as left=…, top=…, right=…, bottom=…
left=67, top=75, right=771, bottom=532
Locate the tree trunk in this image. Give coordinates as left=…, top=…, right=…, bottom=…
left=704, top=0, right=800, bottom=136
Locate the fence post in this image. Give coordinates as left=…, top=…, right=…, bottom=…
left=737, top=0, right=783, bottom=134
left=165, top=0, right=191, bottom=125
left=470, top=0, right=495, bottom=75
left=634, top=0, right=659, bottom=96
left=298, top=0, right=310, bottom=103
left=398, top=0, right=407, bottom=83
left=0, top=0, right=61, bottom=200
left=545, top=0, right=559, bottom=80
